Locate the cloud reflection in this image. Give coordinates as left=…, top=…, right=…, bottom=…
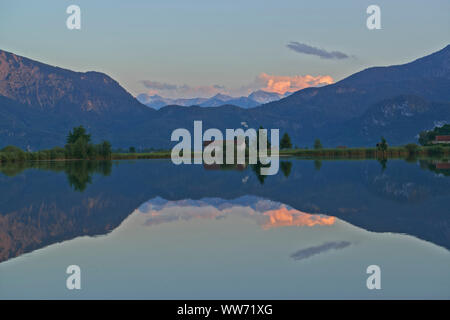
left=290, top=241, right=351, bottom=261
left=136, top=196, right=335, bottom=230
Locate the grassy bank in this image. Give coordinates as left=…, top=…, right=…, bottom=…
left=110, top=145, right=450, bottom=160
left=0, top=146, right=112, bottom=163
left=0, top=148, right=172, bottom=163
left=279, top=145, right=450, bottom=159
left=1, top=145, right=449, bottom=163
left=111, top=151, right=172, bottom=159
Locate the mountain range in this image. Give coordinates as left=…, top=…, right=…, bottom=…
left=0, top=45, right=449, bottom=150
left=136, top=90, right=290, bottom=109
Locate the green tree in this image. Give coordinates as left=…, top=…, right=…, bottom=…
left=95, top=141, right=112, bottom=159
left=67, top=126, right=91, bottom=144
left=65, top=126, right=112, bottom=160
left=129, top=146, right=136, bottom=153
left=377, top=136, right=388, bottom=152
left=0, top=145, right=26, bottom=162
left=314, top=139, right=323, bottom=150
left=280, top=133, right=292, bottom=149
left=418, top=130, right=432, bottom=146
left=1, top=145, right=24, bottom=153
left=100, top=141, right=112, bottom=159
left=418, top=124, right=450, bottom=145
left=404, top=143, right=419, bottom=155
left=72, top=137, right=88, bottom=159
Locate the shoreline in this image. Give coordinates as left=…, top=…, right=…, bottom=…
left=1, top=145, right=449, bottom=164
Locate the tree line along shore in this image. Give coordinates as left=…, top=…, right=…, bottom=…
left=1, top=125, right=449, bottom=163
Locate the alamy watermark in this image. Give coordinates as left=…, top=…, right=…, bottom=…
left=66, top=264, right=81, bottom=290
left=366, top=5, right=381, bottom=30
left=170, top=121, right=279, bottom=175
left=366, top=265, right=381, bottom=290
left=66, top=5, right=81, bottom=30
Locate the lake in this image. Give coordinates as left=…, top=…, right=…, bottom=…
left=0, top=158, right=449, bottom=299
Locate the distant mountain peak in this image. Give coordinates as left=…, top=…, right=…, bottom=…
left=248, top=90, right=282, bottom=103
left=210, top=93, right=233, bottom=101
left=137, top=90, right=288, bottom=109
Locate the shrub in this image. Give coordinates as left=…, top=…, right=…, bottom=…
left=404, top=143, right=419, bottom=154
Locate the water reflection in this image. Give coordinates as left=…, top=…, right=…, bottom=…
left=137, top=196, right=335, bottom=229
left=290, top=241, right=352, bottom=261
left=314, top=159, right=322, bottom=171
left=378, top=158, right=387, bottom=171
left=420, top=159, right=450, bottom=176
left=280, top=161, right=292, bottom=177
left=0, top=160, right=112, bottom=192
left=65, top=161, right=112, bottom=191
left=1, top=193, right=449, bottom=299
left=0, top=157, right=449, bottom=264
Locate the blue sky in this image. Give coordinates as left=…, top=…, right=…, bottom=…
left=1, top=0, right=449, bottom=97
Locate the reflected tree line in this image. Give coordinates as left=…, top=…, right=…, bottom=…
left=251, top=160, right=295, bottom=184
left=1, top=156, right=448, bottom=190
left=65, top=161, right=112, bottom=191
left=252, top=156, right=450, bottom=183
left=0, top=160, right=113, bottom=191
left=378, top=155, right=450, bottom=175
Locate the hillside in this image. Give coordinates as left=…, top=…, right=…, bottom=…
left=0, top=45, right=449, bottom=149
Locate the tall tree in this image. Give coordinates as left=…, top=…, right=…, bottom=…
left=280, top=133, right=292, bottom=149
left=67, top=125, right=91, bottom=144
left=100, top=141, right=112, bottom=159
left=65, top=126, right=111, bottom=160
left=377, top=136, right=388, bottom=151
left=314, top=139, right=323, bottom=150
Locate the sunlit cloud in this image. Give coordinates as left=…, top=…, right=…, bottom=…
left=257, top=73, right=334, bottom=95
left=261, top=206, right=336, bottom=229
left=134, top=197, right=336, bottom=230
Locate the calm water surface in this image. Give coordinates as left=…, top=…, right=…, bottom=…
left=0, top=158, right=449, bottom=299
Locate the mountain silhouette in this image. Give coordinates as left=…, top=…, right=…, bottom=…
left=137, top=90, right=285, bottom=109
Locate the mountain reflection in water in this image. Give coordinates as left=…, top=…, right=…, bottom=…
left=137, top=197, right=336, bottom=229
left=0, top=158, right=450, bottom=298
left=0, top=158, right=449, bottom=266
left=1, top=190, right=449, bottom=299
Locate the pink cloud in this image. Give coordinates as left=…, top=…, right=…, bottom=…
left=258, top=73, right=334, bottom=95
